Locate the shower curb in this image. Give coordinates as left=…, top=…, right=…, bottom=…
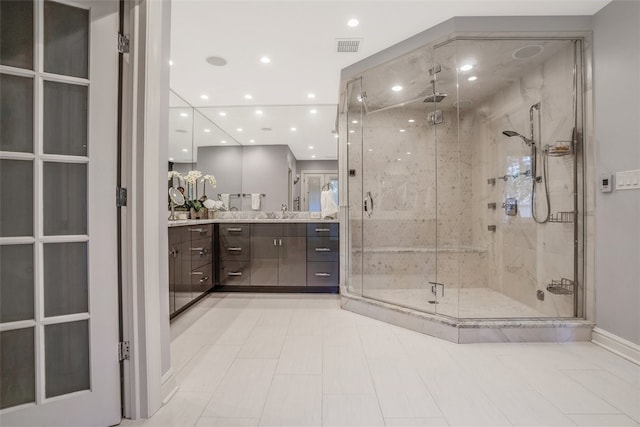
left=340, top=287, right=593, bottom=344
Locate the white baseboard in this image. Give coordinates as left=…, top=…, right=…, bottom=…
left=161, top=368, right=178, bottom=405
left=592, top=327, right=640, bottom=366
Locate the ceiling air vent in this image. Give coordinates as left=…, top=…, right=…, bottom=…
left=336, top=39, right=361, bottom=53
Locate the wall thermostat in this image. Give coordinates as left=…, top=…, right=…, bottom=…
left=600, top=173, right=613, bottom=193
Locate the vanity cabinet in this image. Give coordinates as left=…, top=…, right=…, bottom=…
left=251, top=224, right=307, bottom=286
left=306, top=223, right=339, bottom=286
left=169, top=224, right=214, bottom=318
left=219, top=224, right=251, bottom=285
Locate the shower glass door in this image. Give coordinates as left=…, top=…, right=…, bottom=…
left=353, top=46, right=441, bottom=315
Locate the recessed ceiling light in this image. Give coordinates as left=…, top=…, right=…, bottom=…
left=391, top=85, right=403, bottom=92
left=169, top=60, right=174, bottom=66
left=221, top=140, right=227, bottom=144
left=397, top=158, right=402, bottom=161
left=352, top=120, right=358, bottom=124
left=468, top=76, right=478, bottom=81
left=244, top=94, right=253, bottom=100
left=400, top=129, right=406, bottom=132
left=206, top=56, right=227, bottom=66
left=169, top=157, right=174, bottom=161
left=311, top=155, right=316, bottom=158
left=309, top=146, right=314, bottom=150
left=310, top=109, right=317, bottom=114
left=249, top=139, right=255, bottom=143
left=307, top=93, right=316, bottom=99
left=290, top=127, right=297, bottom=131
left=459, top=64, right=473, bottom=71
left=334, top=135, right=339, bottom=139
left=349, top=130, right=355, bottom=133
left=200, top=94, right=209, bottom=100
left=219, top=111, right=226, bottom=117
left=180, top=112, right=188, bottom=117
left=260, top=56, right=271, bottom=64
left=406, top=151, right=412, bottom=155
left=408, top=119, right=415, bottom=123
left=236, top=128, right=243, bottom=132
left=204, top=129, right=211, bottom=133
left=182, top=148, right=188, bottom=152
left=347, top=18, right=359, bottom=27
left=256, top=110, right=263, bottom=115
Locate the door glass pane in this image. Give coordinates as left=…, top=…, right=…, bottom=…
left=44, top=242, right=88, bottom=317
left=1, top=327, right=35, bottom=409
left=43, top=1, right=88, bottom=79
left=307, top=175, right=321, bottom=211
left=45, top=320, right=90, bottom=398
left=43, top=81, right=88, bottom=156
left=0, top=0, right=34, bottom=70
left=0, top=159, right=34, bottom=237
left=0, top=244, right=34, bottom=322
left=43, top=162, right=87, bottom=236
left=1, top=74, right=34, bottom=153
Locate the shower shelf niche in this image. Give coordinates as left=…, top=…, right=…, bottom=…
left=546, top=278, right=576, bottom=295
left=549, top=211, right=575, bottom=223
left=545, top=141, right=573, bottom=157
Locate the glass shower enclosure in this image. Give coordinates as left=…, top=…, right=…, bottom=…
left=345, top=37, right=584, bottom=320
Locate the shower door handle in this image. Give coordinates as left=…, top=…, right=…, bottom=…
left=364, top=191, right=374, bottom=217
left=428, top=281, right=445, bottom=297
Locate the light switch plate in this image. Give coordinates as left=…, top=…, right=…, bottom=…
left=615, top=169, right=640, bottom=191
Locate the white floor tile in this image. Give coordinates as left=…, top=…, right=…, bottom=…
left=238, top=326, right=287, bottom=359
left=384, top=418, right=450, bottom=427
left=178, top=345, right=240, bottom=392
left=367, top=358, right=442, bottom=418
left=568, top=414, right=640, bottom=426
left=322, top=394, right=385, bottom=427
left=287, top=309, right=325, bottom=336
left=140, top=390, right=209, bottom=427
left=322, top=345, right=375, bottom=395
left=259, top=375, right=322, bottom=426
left=276, top=335, right=322, bottom=375
left=195, top=417, right=259, bottom=427
left=215, top=309, right=263, bottom=346
left=202, top=358, right=277, bottom=418
left=485, top=390, right=576, bottom=426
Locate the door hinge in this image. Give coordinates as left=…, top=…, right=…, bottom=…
left=117, top=187, right=128, bottom=207
left=118, top=33, right=130, bottom=54
left=118, top=341, right=130, bottom=361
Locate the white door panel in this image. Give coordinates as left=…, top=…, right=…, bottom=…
left=0, top=0, right=120, bottom=425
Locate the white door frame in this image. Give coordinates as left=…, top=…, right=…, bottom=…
left=119, top=0, right=175, bottom=420
left=301, top=170, right=338, bottom=210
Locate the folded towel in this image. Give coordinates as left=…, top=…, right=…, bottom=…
left=220, top=194, right=230, bottom=209
left=321, top=190, right=338, bottom=218
left=251, top=193, right=261, bottom=211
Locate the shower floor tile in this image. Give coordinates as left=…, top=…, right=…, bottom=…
left=361, top=283, right=549, bottom=318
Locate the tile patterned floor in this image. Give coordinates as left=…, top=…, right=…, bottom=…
left=122, top=293, right=640, bottom=427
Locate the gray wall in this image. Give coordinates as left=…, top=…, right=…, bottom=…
left=593, top=0, right=640, bottom=344
left=241, top=145, right=289, bottom=211
left=196, top=146, right=243, bottom=209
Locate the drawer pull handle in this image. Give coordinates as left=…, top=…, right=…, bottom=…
left=315, top=272, right=331, bottom=277
left=190, top=271, right=204, bottom=275
left=315, top=247, right=331, bottom=252
left=228, top=247, right=243, bottom=252
left=227, top=227, right=243, bottom=232
left=228, top=272, right=243, bottom=277
left=315, top=228, right=331, bottom=232
left=199, top=276, right=209, bottom=284
left=188, top=228, right=205, bottom=233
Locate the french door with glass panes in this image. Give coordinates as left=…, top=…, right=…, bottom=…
left=0, top=0, right=120, bottom=425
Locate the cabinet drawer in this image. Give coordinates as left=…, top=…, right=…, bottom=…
left=307, top=236, right=339, bottom=262
left=220, top=224, right=250, bottom=238
left=185, top=224, right=213, bottom=239
left=190, top=263, right=212, bottom=293
left=220, top=236, right=251, bottom=261
left=169, top=227, right=182, bottom=245
left=220, top=261, right=251, bottom=286
left=307, top=223, right=339, bottom=237
left=307, top=262, right=339, bottom=286
left=185, top=237, right=213, bottom=269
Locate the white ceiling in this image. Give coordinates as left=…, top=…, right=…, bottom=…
left=169, top=0, right=609, bottom=161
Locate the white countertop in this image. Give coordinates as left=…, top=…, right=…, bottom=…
left=168, top=218, right=339, bottom=227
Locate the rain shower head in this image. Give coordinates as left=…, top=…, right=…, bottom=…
left=423, top=93, right=447, bottom=103
left=502, top=130, right=534, bottom=147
